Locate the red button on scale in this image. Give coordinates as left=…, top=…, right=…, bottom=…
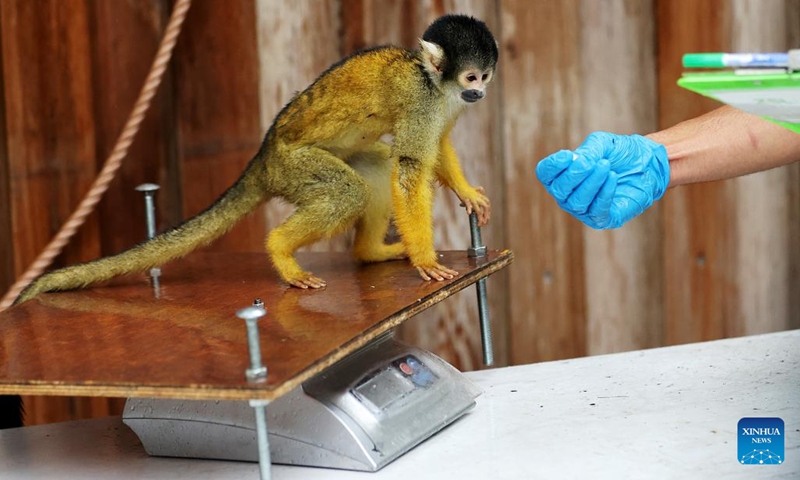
left=399, top=362, right=413, bottom=375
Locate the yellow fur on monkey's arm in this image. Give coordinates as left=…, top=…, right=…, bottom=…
left=391, top=160, right=458, bottom=282
left=436, top=134, right=491, bottom=226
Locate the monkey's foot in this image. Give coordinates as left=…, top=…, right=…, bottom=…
left=354, top=242, right=407, bottom=263
left=415, top=263, right=459, bottom=282
left=285, top=272, right=327, bottom=289
left=271, top=253, right=327, bottom=289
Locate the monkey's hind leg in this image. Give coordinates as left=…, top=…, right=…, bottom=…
left=348, top=148, right=406, bottom=263
left=266, top=148, right=369, bottom=288
left=353, top=206, right=405, bottom=263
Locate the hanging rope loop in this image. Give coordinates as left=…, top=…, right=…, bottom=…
left=0, top=0, right=193, bottom=311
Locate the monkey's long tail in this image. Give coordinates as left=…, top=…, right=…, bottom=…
left=14, top=164, right=268, bottom=305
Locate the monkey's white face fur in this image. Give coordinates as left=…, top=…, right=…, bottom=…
left=456, top=67, right=493, bottom=103
left=419, top=39, right=495, bottom=107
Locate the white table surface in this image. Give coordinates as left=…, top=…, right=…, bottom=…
left=1, top=330, right=798, bottom=480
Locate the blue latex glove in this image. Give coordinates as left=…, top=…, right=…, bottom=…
left=536, top=132, right=670, bottom=229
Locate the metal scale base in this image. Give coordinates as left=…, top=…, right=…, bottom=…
left=123, top=334, right=481, bottom=472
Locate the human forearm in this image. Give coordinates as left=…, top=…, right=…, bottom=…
left=647, top=106, right=800, bottom=187
left=536, top=107, right=800, bottom=230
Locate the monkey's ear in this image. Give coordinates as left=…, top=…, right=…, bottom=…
left=419, top=38, right=445, bottom=74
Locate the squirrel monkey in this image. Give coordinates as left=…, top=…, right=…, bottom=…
left=14, top=14, right=498, bottom=303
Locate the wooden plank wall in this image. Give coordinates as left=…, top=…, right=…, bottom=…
left=580, top=0, right=663, bottom=356
left=0, top=0, right=797, bottom=425
left=659, top=0, right=800, bottom=343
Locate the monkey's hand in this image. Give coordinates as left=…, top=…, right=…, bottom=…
left=415, top=262, right=459, bottom=282
left=456, top=186, right=491, bottom=227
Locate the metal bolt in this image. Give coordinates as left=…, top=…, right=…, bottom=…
left=467, top=211, right=493, bottom=366
left=242, top=302, right=271, bottom=477
left=135, top=183, right=160, bottom=240
left=249, top=399, right=272, bottom=480
left=467, top=212, right=487, bottom=258
left=238, top=305, right=268, bottom=382
left=475, top=278, right=493, bottom=366
left=136, top=183, right=161, bottom=298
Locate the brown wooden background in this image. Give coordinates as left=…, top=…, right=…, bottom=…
left=0, top=0, right=798, bottom=426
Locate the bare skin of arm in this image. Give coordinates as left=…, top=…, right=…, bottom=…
left=646, top=106, right=800, bottom=187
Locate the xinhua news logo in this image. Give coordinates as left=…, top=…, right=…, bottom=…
left=738, top=417, right=784, bottom=465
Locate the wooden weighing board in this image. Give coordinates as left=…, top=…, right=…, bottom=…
left=0, top=250, right=512, bottom=402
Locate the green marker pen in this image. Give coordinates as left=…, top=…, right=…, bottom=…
left=683, top=52, right=790, bottom=69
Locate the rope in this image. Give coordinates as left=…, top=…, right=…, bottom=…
left=0, top=0, right=192, bottom=311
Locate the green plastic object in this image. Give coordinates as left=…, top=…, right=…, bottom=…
left=678, top=70, right=800, bottom=133
left=683, top=53, right=726, bottom=68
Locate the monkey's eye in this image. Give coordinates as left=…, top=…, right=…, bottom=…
left=482, top=73, right=489, bottom=81
left=466, top=74, right=478, bottom=82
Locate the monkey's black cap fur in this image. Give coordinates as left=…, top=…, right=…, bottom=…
left=422, top=15, right=498, bottom=81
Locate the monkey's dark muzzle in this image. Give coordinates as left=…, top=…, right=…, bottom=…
left=461, top=89, right=485, bottom=103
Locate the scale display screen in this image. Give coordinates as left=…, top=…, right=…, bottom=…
left=351, top=355, right=437, bottom=412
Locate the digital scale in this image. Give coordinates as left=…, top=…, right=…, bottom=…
left=123, top=333, right=481, bottom=471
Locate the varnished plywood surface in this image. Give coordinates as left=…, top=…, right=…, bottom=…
left=0, top=250, right=512, bottom=402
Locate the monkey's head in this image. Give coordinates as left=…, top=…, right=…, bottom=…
left=419, top=15, right=498, bottom=104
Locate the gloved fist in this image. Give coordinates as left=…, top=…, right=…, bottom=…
left=536, top=132, right=670, bottom=229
